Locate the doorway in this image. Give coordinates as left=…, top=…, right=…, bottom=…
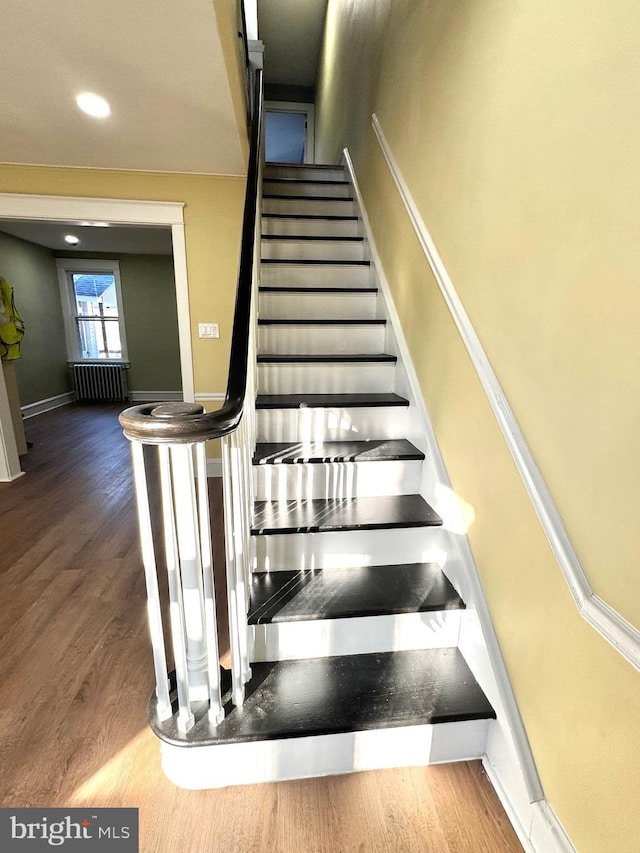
left=264, top=101, right=315, bottom=164
left=0, top=194, right=193, bottom=482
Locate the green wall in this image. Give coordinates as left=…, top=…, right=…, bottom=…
left=0, top=232, right=183, bottom=407
left=0, top=230, right=70, bottom=406
left=56, top=251, right=181, bottom=394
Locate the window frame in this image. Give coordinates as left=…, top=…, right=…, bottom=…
left=56, top=258, right=129, bottom=363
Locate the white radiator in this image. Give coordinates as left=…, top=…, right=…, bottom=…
left=72, top=363, right=129, bottom=402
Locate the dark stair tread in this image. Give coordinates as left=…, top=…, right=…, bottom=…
left=263, top=194, right=355, bottom=202
left=251, top=494, right=442, bottom=535
left=265, top=162, right=345, bottom=169
left=257, top=354, right=396, bottom=364
left=261, top=259, right=370, bottom=266
left=253, top=439, right=424, bottom=465
left=258, top=319, right=386, bottom=326
left=256, top=392, right=409, bottom=409
left=259, top=286, right=377, bottom=294
left=248, top=563, right=464, bottom=624
left=264, top=178, right=350, bottom=187
left=262, top=213, right=359, bottom=221
left=149, top=648, right=495, bottom=747
left=262, top=235, right=365, bottom=242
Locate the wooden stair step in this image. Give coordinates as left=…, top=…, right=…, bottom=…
left=257, top=354, right=396, bottom=364
left=262, top=235, right=365, bottom=242
left=261, top=259, right=370, bottom=266
left=256, top=392, right=409, bottom=409
left=262, top=213, right=359, bottom=221
left=251, top=494, right=442, bottom=535
left=257, top=318, right=386, bottom=325
left=263, top=193, right=355, bottom=202
left=248, top=562, right=464, bottom=624
left=253, top=438, right=423, bottom=465
left=150, top=648, right=495, bottom=746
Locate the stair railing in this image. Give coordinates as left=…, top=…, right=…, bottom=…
left=119, top=69, right=263, bottom=732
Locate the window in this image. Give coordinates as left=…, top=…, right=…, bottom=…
left=57, top=259, right=128, bottom=362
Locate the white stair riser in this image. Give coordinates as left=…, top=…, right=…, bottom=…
left=259, top=291, right=377, bottom=320
left=250, top=610, right=462, bottom=661
left=263, top=198, right=357, bottom=217
left=263, top=180, right=352, bottom=199
left=161, top=720, right=491, bottom=788
left=254, top=459, right=423, bottom=500
left=252, top=527, right=445, bottom=572
left=256, top=405, right=412, bottom=443
left=261, top=217, right=361, bottom=238
left=261, top=263, right=371, bottom=288
left=264, top=166, right=346, bottom=182
left=258, top=324, right=386, bottom=355
left=258, top=362, right=396, bottom=395
left=261, top=239, right=367, bottom=262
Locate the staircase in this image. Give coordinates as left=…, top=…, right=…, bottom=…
left=146, top=162, right=495, bottom=789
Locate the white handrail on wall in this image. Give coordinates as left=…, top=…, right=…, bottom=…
left=371, top=112, right=640, bottom=673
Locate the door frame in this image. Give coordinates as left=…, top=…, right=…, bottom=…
left=0, top=193, right=193, bottom=481
left=265, top=101, right=315, bottom=164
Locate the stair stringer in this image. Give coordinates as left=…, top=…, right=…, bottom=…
left=342, top=148, right=549, bottom=850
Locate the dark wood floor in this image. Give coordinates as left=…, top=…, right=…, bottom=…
left=0, top=404, right=523, bottom=852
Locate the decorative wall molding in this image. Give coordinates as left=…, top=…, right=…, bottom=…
left=344, top=142, right=578, bottom=853
left=21, top=391, right=74, bottom=419
left=370, top=112, right=640, bottom=674
left=344, top=146, right=544, bottom=808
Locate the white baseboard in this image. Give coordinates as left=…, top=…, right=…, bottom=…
left=206, top=459, right=223, bottom=478
left=483, top=758, right=576, bottom=853
left=21, top=391, right=74, bottom=419
left=129, top=391, right=183, bottom=402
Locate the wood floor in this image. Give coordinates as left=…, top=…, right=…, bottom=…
left=0, top=404, right=523, bottom=852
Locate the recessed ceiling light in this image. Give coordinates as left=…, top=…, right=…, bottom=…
left=64, top=234, right=80, bottom=245
left=76, top=92, right=111, bottom=118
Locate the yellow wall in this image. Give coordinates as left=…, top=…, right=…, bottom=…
left=316, top=2, right=640, bottom=850
left=0, top=165, right=245, bottom=400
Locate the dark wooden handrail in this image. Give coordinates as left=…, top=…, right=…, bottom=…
left=119, top=68, right=263, bottom=444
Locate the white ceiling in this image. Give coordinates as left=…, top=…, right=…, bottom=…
left=258, top=0, right=328, bottom=88
left=0, top=221, right=173, bottom=255
left=0, top=0, right=246, bottom=175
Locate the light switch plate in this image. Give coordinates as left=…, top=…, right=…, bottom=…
left=199, top=323, right=220, bottom=339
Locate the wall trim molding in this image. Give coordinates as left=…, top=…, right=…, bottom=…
left=483, top=758, right=577, bottom=853
left=206, top=459, right=223, bottom=478
left=193, top=392, right=226, bottom=403
left=344, top=146, right=545, bottom=811
left=129, top=391, right=183, bottom=403
left=370, top=112, right=640, bottom=674
left=21, top=391, right=74, bottom=419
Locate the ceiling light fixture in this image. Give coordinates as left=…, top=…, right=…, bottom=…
left=64, top=234, right=80, bottom=245
left=76, top=92, right=111, bottom=118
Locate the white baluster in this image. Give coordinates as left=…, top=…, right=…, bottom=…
left=195, top=442, right=225, bottom=725
left=130, top=442, right=172, bottom=721
left=230, top=428, right=252, bottom=685
left=158, top=445, right=194, bottom=733
left=222, top=433, right=245, bottom=706
left=169, top=443, right=209, bottom=702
